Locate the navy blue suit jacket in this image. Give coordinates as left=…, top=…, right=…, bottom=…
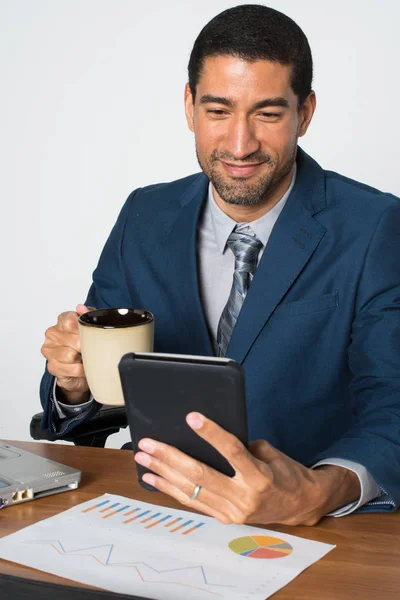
left=40, top=148, right=400, bottom=511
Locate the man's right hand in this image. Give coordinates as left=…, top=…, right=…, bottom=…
left=41, top=304, right=94, bottom=405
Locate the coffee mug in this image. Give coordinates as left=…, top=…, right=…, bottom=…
left=78, top=308, right=154, bottom=405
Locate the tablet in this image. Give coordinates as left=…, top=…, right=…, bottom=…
left=118, top=352, right=248, bottom=490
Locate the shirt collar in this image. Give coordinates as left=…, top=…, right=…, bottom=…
left=208, top=163, right=297, bottom=254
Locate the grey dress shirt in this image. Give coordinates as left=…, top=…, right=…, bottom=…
left=54, top=166, right=382, bottom=515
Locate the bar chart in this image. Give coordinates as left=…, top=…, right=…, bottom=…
left=82, top=498, right=205, bottom=534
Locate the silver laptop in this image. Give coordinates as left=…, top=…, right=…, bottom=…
left=0, top=442, right=81, bottom=509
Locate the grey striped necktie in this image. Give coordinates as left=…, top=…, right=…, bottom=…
left=216, top=224, right=263, bottom=357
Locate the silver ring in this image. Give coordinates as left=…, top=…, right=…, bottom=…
left=189, top=484, right=202, bottom=500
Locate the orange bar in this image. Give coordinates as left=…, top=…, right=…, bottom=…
left=170, top=524, right=185, bottom=533
left=103, top=511, right=118, bottom=519
left=124, top=509, right=139, bottom=517
left=82, top=505, right=97, bottom=513
left=145, top=519, right=162, bottom=530
left=141, top=516, right=154, bottom=524
left=164, top=518, right=180, bottom=528
left=182, top=526, right=197, bottom=535
left=123, top=515, right=141, bottom=524
left=100, top=507, right=112, bottom=513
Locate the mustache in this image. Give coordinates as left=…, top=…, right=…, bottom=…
left=210, top=150, right=274, bottom=165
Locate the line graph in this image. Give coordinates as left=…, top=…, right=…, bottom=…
left=23, top=540, right=235, bottom=596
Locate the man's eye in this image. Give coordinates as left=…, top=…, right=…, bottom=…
left=207, top=109, right=229, bottom=117
left=259, top=112, right=281, bottom=120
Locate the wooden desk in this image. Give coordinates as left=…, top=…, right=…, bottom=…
left=0, top=441, right=399, bottom=599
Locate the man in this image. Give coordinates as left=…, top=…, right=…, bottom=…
left=40, top=5, right=400, bottom=526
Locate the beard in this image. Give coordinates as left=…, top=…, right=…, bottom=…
left=196, top=147, right=296, bottom=206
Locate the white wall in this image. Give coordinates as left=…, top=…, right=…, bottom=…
left=1, top=0, right=399, bottom=448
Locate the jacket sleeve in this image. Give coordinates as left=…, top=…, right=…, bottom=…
left=39, top=190, right=138, bottom=435
left=314, top=200, right=400, bottom=511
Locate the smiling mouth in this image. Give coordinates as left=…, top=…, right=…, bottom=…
left=221, top=161, right=264, bottom=177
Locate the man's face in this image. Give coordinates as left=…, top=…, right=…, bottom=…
left=185, top=56, right=315, bottom=207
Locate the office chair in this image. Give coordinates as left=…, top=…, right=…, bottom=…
left=30, top=405, right=128, bottom=448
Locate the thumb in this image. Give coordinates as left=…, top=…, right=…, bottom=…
left=76, top=304, right=96, bottom=315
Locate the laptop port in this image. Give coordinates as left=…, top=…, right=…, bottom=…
left=12, top=489, right=33, bottom=502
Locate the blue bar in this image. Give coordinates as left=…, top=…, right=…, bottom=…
left=159, top=514, right=172, bottom=523
left=149, top=512, right=161, bottom=520
left=109, top=503, right=120, bottom=509
left=195, top=522, right=205, bottom=529
left=137, top=509, right=151, bottom=518
left=182, top=520, right=194, bottom=527
left=96, top=500, right=110, bottom=508
left=116, top=504, right=131, bottom=513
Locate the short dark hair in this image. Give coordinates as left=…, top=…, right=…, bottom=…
left=188, top=4, right=313, bottom=107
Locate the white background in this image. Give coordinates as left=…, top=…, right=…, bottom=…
left=1, top=0, right=399, bottom=448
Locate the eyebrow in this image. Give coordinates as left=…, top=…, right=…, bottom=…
left=199, top=94, right=289, bottom=110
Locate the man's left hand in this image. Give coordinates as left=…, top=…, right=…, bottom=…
left=134, top=412, right=360, bottom=526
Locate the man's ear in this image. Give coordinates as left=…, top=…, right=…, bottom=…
left=184, top=83, right=195, bottom=132
left=298, top=91, right=316, bottom=138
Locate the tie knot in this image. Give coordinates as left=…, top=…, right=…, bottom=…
left=227, top=224, right=263, bottom=270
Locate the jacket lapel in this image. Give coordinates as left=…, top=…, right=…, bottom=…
left=164, top=174, right=214, bottom=356
left=226, top=149, right=328, bottom=364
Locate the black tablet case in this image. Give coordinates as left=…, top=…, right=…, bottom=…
left=0, top=572, right=151, bottom=600
left=118, top=353, right=248, bottom=488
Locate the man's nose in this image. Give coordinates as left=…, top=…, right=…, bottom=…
left=224, top=118, right=260, bottom=159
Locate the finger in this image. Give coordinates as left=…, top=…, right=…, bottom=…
left=46, top=358, right=86, bottom=379
left=185, top=413, right=261, bottom=477
left=56, top=376, right=89, bottom=394
left=140, top=472, right=235, bottom=524
left=137, top=438, right=229, bottom=490
left=138, top=438, right=236, bottom=497
left=43, top=329, right=82, bottom=353
left=76, top=304, right=96, bottom=315
left=138, top=437, right=266, bottom=512
left=135, top=449, right=240, bottom=518
left=41, top=343, right=82, bottom=365
left=57, top=311, right=80, bottom=334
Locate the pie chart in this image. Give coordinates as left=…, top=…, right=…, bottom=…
left=228, top=535, right=293, bottom=559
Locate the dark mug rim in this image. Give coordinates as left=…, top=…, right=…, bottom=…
left=78, top=308, right=154, bottom=329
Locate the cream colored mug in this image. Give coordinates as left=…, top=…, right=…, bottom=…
left=78, top=308, right=154, bottom=405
